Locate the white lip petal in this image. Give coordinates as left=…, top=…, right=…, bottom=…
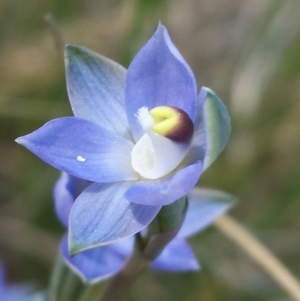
left=131, top=132, right=189, bottom=179
left=131, top=134, right=156, bottom=173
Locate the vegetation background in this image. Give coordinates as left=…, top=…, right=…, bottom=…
left=1, top=0, right=300, bottom=300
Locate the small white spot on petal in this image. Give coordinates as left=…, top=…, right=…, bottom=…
left=76, top=156, right=86, bottom=162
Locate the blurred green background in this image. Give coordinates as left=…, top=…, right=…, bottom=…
left=1, top=0, right=300, bottom=300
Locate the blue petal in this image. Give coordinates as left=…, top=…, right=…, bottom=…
left=125, top=161, right=202, bottom=206
left=149, top=237, right=199, bottom=272
left=16, top=117, right=138, bottom=182
left=0, top=266, right=32, bottom=301
left=53, top=173, right=74, bottom=227
left=178, top=187, right=236, bottom=238
left=69, top=182, right=161, bottom=254
left=109, top=236, right=134, bottom=257
left=60, top=235, right=125, bottom=283
left=65, top=45, right=132, bottom=140
left=0, top=264, right=4, bottom=291
left=1, top=287, right=32, bottom=301
left=53, top=173, right=91, bottom=227
left=125, top=23, right=197, bottom=141
left=186, top=87, right=231, bottom=170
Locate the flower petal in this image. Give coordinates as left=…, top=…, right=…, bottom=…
left=16, top=117, right=137, bottom=182
left=0, top=264, right=4, bottom=290
left=125, top=161, right=202, bottom=206
left=65, top=45, right=131, bottom=140
left=0, top=266, right=32, bottom=301
left=69, top=182, right=161, bottom=254
left=1, top=286, right=32, bottom=301
left=125, top=23, right=197, bottom=141
left=178, top=187, right=236, bottom=238
left=108, top=236, right=135, bottom=257
left=186, top=87, right=231, bottom=170
left=53, top=173, right=91, bottom=227
left=131, top=132, right=190, bottom=179
left=53, top=173, right=75, bottom=227
left=149, top=237, right=199, bottom=272
left=60, top=235, right=125, bottom=283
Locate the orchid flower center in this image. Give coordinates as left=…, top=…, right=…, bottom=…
left=131, top=106, right=194, bottom=179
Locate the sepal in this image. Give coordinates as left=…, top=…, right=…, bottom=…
left=60, top=235, right=126, bottom=283
left=69, top=182, right=161, bottom=254
left=202, top=87, right=231, bottom=170
left=179, top=187, right=236, bottom=238
left=65, top=45, right=131, bottom=140
left=149, top=237, right=200, bottom=272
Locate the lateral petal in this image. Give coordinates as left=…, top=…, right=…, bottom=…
left=16, top=117, right=137, bottom=182
left=125, top=161, right=202, bottom=206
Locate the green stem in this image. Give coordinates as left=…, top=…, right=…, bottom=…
left=48, top=254, right=86, bottom=301
left=99, top=198, right=187, bottom=301
left=60, top=269, right=84, bottom=301
left=78, top=283, right=105, bottom=301
left=99, top=245, right=150, bottom=301
left=48, top=255, right=68, bottom=301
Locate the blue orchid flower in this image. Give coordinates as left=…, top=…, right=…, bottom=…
left=0, top=264, right=32, bottom=301
left=16, top=24, right=230, bottom=253
left=54, top=173, right=235, bottom=283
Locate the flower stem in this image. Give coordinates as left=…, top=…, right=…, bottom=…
left=214, top=214, right=300, bottom=301
left=99, top=245, right=149, bottom=301
left=60, top=269, right=85, bottom=301
left=78, top=283, right=105, bottom=301
left=48, top=255, right=86, bottom=301
left=48, top=255, right=67, bottom=301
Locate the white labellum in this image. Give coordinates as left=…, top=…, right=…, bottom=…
left=131, top=107, right=189, bottom=179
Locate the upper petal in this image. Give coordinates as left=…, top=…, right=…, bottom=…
left=69, top=182, right=161, bottom=254
left=125, top=24, right=197, bottom=141
left=186, top=87, right=231, bottom=170
left=16, top=117, right=138, bottom=182
left=60, top=235, right=125, bottom=283
left=149, top=237, right=199, bottom=272
left=178, top=187, right=236, bottom=238
left=65, top=45, right=132, bottom=140
left=125, top=161, right=202, bottom=206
